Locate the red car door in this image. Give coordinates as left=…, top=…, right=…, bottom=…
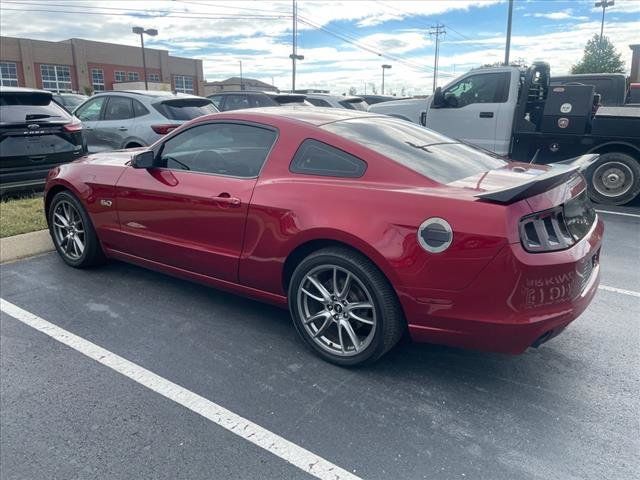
left=114, top=121, right=278, bottom=282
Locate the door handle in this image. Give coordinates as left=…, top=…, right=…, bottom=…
left=213, top=193, right=241, bottom=207
left=479, top=112, right=494, bottom=118
left=118, top=127, right=128, bottom=131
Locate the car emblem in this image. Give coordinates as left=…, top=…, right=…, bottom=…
left=27, top=123, right=40, bottom=130
left=557, top=118, right=569, bottom=129
left=100, top=199, right=113, bottom=207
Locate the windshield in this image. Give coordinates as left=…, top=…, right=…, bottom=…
left=321, top=117, right=506, bottom=184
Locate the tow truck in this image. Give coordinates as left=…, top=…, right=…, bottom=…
left=383, top=62, right=640, bottom=205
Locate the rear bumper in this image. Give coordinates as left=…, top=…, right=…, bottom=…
left=0, top=157, right=81, bottom=193
left=400, top=218, right=604, bottom=354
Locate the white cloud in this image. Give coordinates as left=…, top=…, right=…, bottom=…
left=0, top=0, right=637, bottom=95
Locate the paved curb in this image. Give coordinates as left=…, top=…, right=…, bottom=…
left=0, top=229, right=54, bottom=264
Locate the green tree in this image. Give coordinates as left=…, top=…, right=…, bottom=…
left=571, top=35, right=625, bottom=74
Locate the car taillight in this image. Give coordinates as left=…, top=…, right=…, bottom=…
left=63, top=119, right=83, bottom=132
left=519, top=190, right=597, bottom=253
left=519, top=206, right=575, bottom=253
left=151, top=124, right=180, bottom=134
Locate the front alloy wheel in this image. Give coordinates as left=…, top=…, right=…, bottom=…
left=289, top=247, right=404, bottom=366
left=48, top=190, right=105, bottom=268
left=52, top=199, right=86, bottom=260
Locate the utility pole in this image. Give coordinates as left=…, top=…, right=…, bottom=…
left=504, top=0, right=513, bottom=65
left=429, top=23, right=445, bottom=93
left=381, top=64, right=391, bottom=95
left=289, top=0, right=304, bottom=92
left=239, top=60, right=243, bottom=90
left=595, top=0, right=614, bottom=44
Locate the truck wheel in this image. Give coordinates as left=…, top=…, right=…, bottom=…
left=587, top=152, right=640, bottom=206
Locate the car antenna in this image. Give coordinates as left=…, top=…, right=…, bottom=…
left=529, top=148, right=540, bottom=164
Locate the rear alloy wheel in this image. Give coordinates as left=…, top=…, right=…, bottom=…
left=289, top=247, right=404, bottom=366
left=49, top=191, right=105, bottom=268
left=587, top=152, right=640, bottom=206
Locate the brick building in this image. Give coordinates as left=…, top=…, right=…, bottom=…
left=0, top=36, right=204, bottom=95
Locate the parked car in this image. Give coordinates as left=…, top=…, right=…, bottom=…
left=304, top=93, right=368, bottom=110
left=360, top=94, right=407, bottom=105
left=73, top=90, right=218, bottom=152
left=208, top=91, right=309, bottom=111
left=52, top=93, right=88, bottom=112
left=367, top=97, right=428, bottom=124
left=44, top=108, right=602, bottom=366
left=1, top=86, right=85, bottom=193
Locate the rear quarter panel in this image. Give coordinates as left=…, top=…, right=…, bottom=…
left=238, top=121, right=519, bottom=297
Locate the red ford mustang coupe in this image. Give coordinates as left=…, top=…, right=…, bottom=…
left=44, top=108, right=603, bottom=365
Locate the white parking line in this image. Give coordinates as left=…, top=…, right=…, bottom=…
left=595, top=209, right=640, bottom=219
left=599, top=285, right=640, bottom=298
left=0, top=298, right=361, bottom=480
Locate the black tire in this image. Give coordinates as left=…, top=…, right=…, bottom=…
left=48, top=190, right=106, bottom=268
left=586, top=152, right=640, bottom=206
left=288, top=247, right=405, bottom=366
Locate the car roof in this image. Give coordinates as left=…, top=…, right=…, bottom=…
left=306, top=93, right=365, bottom=101
left=196, top=105, right=383, bottom=126
left=94, top=90, right=202, bottom=99
left=0, top=86, right=52, bottom=95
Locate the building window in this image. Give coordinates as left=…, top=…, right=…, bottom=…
left=0, top=61, right=19, bottom=86
left=128, top=72, right=140, bottom=82
left=91, top=68, right=105, bottom=91
left=174, top=75, right=194, bottom=94
left=114, top=71, right=126, bottom=83
left=40, top=64, right=72, bottom=92
left=148, top=73, right=160, bottom=82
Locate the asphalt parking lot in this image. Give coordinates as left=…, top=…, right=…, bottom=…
left=1, top=209, right=638, bottom=480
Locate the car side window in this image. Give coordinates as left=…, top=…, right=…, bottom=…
left=103, top=96, right=134, bottom=120
left=159, top=123, right=277, bottom=177
left=290, top=139, right=366, bottom=178
left=133, top=99, right=149, bottom=117
left=209, top=95, right=223, bottom=109
left=225, top=94, right=251, bottom=110
left=253, top=95, right=278, bottom=107
left=442, top=72, right=509, bottom=108
left=74, top=97, right=106, bottom=121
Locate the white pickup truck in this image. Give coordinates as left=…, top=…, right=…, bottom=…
left=372, top=62, right=640, bottom=205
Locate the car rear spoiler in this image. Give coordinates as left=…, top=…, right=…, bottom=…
left=475, top=154, right=599, bottom=204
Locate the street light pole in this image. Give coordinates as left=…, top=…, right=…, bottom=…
left=381, top=64, right=391, bottom=95
left=239, top=60, right=243, bottom=90
left=504, top=0, right=513, bottom=65
left=595, top=0, right=614, bottom=43
left=132, top=27, right=158, bottom=90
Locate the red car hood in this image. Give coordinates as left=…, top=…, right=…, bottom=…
left=76, top=148, right=145, bottom=167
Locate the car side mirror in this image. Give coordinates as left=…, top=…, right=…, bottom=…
left=432, top=87, right=444, bottom=108
left=131, top=150, right=159, bottom=169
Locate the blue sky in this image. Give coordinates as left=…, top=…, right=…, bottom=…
left=2, top=0, right=639, bottom=94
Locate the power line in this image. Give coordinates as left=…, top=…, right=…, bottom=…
left=1, top=1, right=289, bottom=19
